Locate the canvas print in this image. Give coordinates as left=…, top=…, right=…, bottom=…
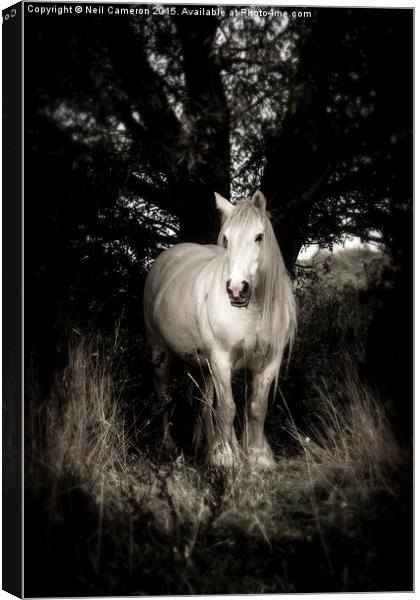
left=3, top=1, right=413, bottom=596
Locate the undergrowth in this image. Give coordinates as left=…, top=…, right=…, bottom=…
left=25, top=330, right=412, bottom=595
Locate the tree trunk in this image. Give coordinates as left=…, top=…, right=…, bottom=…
left=261, top=109, right=332, bottom=271
left=174, top=15, right=231, bottom=244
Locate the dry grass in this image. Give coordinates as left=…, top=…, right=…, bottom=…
left=281, top=362, right=405, bottom=489
left=25, top=333, right=412, bottom=595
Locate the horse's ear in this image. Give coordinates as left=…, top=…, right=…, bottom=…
left=251, top=190, right=267, bottom=213
left=215, top=192, right=234, bottom=220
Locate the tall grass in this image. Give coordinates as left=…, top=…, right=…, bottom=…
left=282, top=362, right=405, bottom=489
left=28, top=336, right=132, bottom=488
left=25, top=332, right=411, bottom=595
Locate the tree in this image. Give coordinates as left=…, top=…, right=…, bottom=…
left=260, top=9, right=412, bottom=269
left=25, top=8, right=412, bottom=376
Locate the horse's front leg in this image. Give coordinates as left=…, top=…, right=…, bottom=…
left=152, top=348, right=177, bottom=456
left=209, top=355, right=240, bottom=468
left=243, top=367, right=277, bottom=469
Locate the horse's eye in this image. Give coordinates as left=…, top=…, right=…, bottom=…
left=255, top=233, right=264, bottom=243
left=222, top=235, right=228, bottom=248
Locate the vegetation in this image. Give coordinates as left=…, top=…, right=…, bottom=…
left=25, top=249, right=412, bottom=595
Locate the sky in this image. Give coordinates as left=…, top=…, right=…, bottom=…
left=297, top=236, right=381, bottom=262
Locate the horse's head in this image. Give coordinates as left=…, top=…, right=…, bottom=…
left=215, top=190, right=267, bottom=308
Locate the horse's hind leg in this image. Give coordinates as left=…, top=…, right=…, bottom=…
left=192, top=371, right=215, bottom=461
left=152, top=347, right=176, bottom=455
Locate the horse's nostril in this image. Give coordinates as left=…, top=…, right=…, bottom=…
left=226, top=279, right=232, bottom=293
left=242, top=281, right=250, bottom=295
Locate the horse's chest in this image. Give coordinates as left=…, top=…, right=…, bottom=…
left=214, top=314, right=270, bottom=370
left=231, top=330, right=269, bottom=370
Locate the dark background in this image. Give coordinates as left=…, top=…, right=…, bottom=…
left=23, top=5, right=413, bottom=595
left=3, top=3, right=23, bottom=596
left=25, top=5, right=412, bottom=396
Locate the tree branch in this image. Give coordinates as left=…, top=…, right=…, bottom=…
left=275, top=163, right=333, bottom=220
left=125, top=174, right=178, bottom=215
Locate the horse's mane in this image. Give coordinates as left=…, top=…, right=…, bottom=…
left=218, top=198, right=297, bottom=371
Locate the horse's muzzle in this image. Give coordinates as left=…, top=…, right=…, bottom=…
left=226, top=280, right=251, bottom=307
left=230, top=298, right=250, bottom=308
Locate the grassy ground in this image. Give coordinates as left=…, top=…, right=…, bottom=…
left=25, top=329, right=412, bottom=596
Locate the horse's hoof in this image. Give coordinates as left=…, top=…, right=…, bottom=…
left=209, top=443, right=241, bottom=469
left=247, top=448, right=276, bottom=471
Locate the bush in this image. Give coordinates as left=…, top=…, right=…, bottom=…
left=279, top=248, right=389, bottom=427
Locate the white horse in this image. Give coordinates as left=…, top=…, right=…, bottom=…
left=144, top=191, right=296, bottom=468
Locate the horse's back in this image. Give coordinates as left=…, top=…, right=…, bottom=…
left=154, top=242, right=218, bottom=264
left=145, top=243, right=218, bottom=290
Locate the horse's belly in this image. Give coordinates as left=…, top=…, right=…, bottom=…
left=144, top=243, right=219, bottom=358
left=154, top=295, right=207, bottom=353
left=162, top=316, right=211, bottom=366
